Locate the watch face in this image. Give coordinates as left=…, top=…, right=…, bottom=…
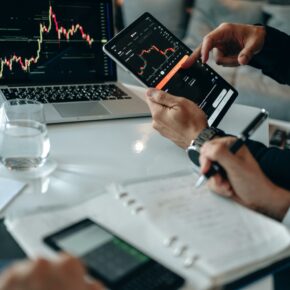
left=187, top=147, right=200, bottom=167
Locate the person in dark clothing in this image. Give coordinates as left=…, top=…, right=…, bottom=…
left=146, top=23, right=290, bottom=223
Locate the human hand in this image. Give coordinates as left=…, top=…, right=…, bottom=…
left=0, top=255, right=104, bottom=290
left=182, top=23, right=266, bottom=68
left=146, top=88, right=208, bottom=149
left=199, top=137, right=290, bottom=221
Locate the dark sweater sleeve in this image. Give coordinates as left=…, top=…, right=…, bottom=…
left=246, top=139, right=290, bottom=191
left=249, top=26, right=290, bottom=85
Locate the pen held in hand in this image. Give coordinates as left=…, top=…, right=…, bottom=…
left=195, top=109, right=268, bottom=188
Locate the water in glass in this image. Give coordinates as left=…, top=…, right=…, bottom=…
left=0, top=99, right=50, bottom=171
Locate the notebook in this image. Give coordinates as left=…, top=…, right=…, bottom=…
left=108, top=172, right=290, bottom=285
left=5, top=171, right=290, bottom=289
left=0, top=0, right=150, bottom=124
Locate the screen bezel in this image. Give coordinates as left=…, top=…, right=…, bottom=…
left=104, top=12, right=238, bottom=127
left=1, top=0, right=117, bottom=87
left=43, top=219, right=164, bottom=289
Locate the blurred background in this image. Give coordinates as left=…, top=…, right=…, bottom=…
left=114, top=0, right=290, bottom=121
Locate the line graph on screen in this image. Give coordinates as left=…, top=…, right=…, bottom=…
left=138, top=45, right=175, bottom=76
left=0, top=4, right=105, bottom=79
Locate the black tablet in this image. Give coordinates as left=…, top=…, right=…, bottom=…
left=44, top=219, right=185, bottom=290
left=104, top=12, right=238, bottom=126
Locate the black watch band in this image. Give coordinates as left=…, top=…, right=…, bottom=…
left=191, top=127, right=225, bottom=152
left=186, top=127, right=225, bottom=166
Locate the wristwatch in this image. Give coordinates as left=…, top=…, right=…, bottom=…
left=187, top=127, right=225, bottom=166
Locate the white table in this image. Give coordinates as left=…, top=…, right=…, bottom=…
left=1, top=85, right=271, bottom=290
left=1, top=84, right=268, bottom=218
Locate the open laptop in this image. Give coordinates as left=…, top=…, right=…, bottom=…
left=0, top=0, right=150, bottom=124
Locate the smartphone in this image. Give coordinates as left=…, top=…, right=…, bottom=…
left=103, top=12, right=238, bottom=127
left=44, top=219, right=185, bottom=290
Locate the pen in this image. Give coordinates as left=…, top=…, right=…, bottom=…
left=195, top=109, right=269, bottom=188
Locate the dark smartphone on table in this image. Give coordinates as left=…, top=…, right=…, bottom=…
left=44, top=219, right=185, bottom=290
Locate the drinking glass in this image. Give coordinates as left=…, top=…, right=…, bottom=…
left=0, top=99, right=50, bottom=171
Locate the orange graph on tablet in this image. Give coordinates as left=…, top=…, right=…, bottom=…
left=156, top=55, right=189, bottom=90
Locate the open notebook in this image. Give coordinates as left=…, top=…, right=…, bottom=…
left=5, top=171, right=290, bottom=289
left=108, top=172, right=290, bottom=285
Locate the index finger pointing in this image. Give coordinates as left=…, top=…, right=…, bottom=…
left=201, top=27, right=227, bottom=63
left=181, top=45, right=202, bottom=69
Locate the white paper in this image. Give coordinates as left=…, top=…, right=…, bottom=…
left=0, top=177, right=26, bottom=212
left=122, top=173, right=290, bottom=278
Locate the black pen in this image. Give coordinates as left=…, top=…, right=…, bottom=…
left=195, top=109, right=269, bottom=188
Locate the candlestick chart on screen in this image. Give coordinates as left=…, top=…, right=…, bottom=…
left=0, top=0, right=112, bottom=83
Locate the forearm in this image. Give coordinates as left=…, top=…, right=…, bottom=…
left=250, top=26, right=290, bottom=85
left=246, top=139, right=290, bottom=191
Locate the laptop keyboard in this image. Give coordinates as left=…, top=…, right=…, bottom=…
left=1, top=84, right=131, bottom=104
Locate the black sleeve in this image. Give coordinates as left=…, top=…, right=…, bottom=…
left=249, top=26, right=290, bottom=85
left=246, top=139, right=290, bottom=191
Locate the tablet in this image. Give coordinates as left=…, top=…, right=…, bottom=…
left=104, top=13, right=238, bottom=126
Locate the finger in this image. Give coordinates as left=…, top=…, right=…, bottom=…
left=238, top=39, right=260, bottom=65
left=147, top=89, right=178, bottom=108
left=146, top=94, right=164, bottom=114
left=201, top=138, right=240, bottom=171
left=56, top=254, right=86, bottom=278
left=201, top=30, right=225, bottom=63
left=0, top=260, right=37, bottom=289
left=181, top=45, right=202, bottom=69
left=199, top=154, right=212, bottom=174
left=208, top=175, right=233, bottom=197
left=214, top=49, right=240, bottom=67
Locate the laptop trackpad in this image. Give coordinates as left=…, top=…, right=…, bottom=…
left=54, top=103, right=110, bottom=118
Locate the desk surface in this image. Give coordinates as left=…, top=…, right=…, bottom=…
left=0, top=85, right=271, bottom=290
left=1, top=84, right=268, bottom=219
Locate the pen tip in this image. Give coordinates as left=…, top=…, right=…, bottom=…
left=195, top=175, right=207, bottom=188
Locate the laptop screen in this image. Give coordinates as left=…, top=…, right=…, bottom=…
left=0, top=0, right=116, bottom=86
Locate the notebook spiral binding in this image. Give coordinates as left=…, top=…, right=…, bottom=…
left=114, top=187, right=200, bottom=269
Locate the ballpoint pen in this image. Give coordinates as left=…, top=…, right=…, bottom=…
left=195, top=109, right=269, bottom=188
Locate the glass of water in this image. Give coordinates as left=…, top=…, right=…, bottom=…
left=0, top=99, right=50, bottom=171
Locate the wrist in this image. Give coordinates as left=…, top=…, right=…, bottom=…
left=184, top=126, right=207, bottom=148
left=272, top=187, right=290, bottom=221
left=262, top=183, right=290, bottom=221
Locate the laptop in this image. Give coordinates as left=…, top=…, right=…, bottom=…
left=0, top=0, right=150, bottom=124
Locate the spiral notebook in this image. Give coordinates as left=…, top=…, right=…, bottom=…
left=108, top=171, right=290, bottom=284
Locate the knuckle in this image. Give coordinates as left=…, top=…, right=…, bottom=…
left=203, top=35, right=212, bottom=43
left=152, top=120, right=161, bottom=131
left=34, top=258, right=50, bottom=269
left=152, top=121, right=157, bottom=129
left=219, top=22, right=232, bottom=30
left=158, top=91, right=167, bottom=102
left=215, top=58, right=223, bottom=65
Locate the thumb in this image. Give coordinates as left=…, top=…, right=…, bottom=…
left=147, top=89, right=178, bottom=108
left=238, top=41, right=258, bottom=65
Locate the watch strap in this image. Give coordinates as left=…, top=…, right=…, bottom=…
left=190, top=127, right=225, bottom=153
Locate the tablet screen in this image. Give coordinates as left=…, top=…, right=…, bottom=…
left=104, top=13, right=238, bottom=126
